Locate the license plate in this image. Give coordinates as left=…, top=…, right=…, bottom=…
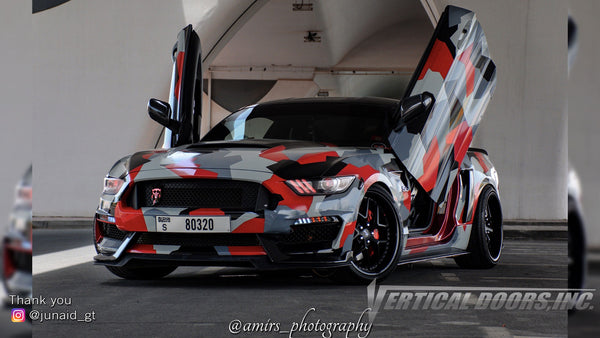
left=156, top=216, right=231, bottom=233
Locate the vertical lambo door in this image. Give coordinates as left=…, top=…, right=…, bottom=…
left=386, top=5, right=500, bottom=269
left=345, top=5, right=498, bottom=281
left=158, top=24, right=203, bottom=148
left=389, top=5, right=496, bottom=205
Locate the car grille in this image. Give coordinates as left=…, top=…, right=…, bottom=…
left=136, top=233, right=260, bottom=247
left=99, top=222, right=128, bottom=241
left=264, top=221, right=342, bottom=253
left=129, top=179, right=270, bottom=211
left=283, top=222, right=342, bottom=243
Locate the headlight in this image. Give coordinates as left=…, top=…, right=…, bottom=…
left=15, top=186, right=32, bottom=206
left=490, top=167, right=499, bottom=188
left=286, top=176, right=355, bottom=195
left=568, top=169, right=581, bottom=201
left=103, top=177, right=125, bottom=195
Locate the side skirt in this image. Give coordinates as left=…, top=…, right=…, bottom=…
left=397, top=248, right=468, bottom=265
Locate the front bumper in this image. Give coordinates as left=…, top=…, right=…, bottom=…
left=93, top=215, right=354, bottom=270
left=94, top=173, right=365, bottom=269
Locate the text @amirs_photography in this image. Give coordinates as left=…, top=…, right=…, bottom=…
left=229, top=308, right=372, bottom=338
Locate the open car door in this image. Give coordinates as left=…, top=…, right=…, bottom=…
left=389, top=5, right=497, bottom=204
left=163, top=24, right=202, bottom=148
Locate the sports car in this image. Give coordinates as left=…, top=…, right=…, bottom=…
left=94, top=6, right=501, bottom=282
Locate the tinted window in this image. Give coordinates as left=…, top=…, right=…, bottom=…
left=203, top=103, right=389, bottom=147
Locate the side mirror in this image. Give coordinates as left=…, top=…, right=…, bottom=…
left=393, top=92, right=435, bottom=133
left=148, top=98, right=179, bottom=131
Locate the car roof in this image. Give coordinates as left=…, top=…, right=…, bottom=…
left=248, top=96, right=401, bottom=115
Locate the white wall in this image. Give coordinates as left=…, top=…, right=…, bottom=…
left=31, top=0, right=185, bottom=216
left=0, top=0, right=33, bottom=234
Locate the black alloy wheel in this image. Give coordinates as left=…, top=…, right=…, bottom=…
left=332, top=185, right=401, bottom=283
left=455, top=185, right=502, bottom=268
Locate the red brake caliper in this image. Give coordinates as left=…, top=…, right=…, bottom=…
left=367, top=208, right=376, bottom=256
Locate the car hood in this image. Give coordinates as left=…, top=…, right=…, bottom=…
left=110, top=139, right=384, bottom=181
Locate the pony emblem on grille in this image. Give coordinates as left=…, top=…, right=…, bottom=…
left=151, top=188, right=162, bottom=206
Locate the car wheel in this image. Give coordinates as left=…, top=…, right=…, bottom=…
left=568, top=202, right=586, bottom=292
left=105, top=264, right=176, bottom=280
left=455, top=185, right=502, bottom=269
left=332, top=185, right=401, bottom=284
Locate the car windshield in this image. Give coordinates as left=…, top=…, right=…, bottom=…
left=202, top=102, right=390, bottom=147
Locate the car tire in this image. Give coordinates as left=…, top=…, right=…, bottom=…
left=455, top=185, right=502, bottom=269
left=568, top=198, right=586, bottom=292
left=331, top=185, right=402, bottom=284
left=105, top=264, right=176, bottom=280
